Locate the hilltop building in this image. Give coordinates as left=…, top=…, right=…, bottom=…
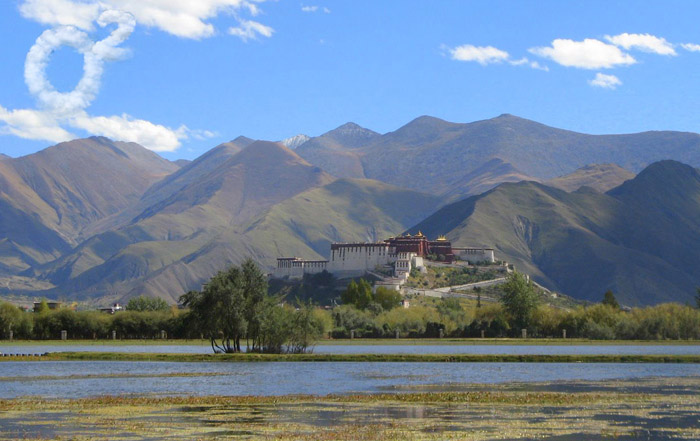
left=273, top=233, right=495, bottom=281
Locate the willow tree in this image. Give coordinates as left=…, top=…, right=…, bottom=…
left=180, top=258, right=267, bottom=353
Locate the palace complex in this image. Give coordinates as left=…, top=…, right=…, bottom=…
left=273, top=233, right=495, bottom=281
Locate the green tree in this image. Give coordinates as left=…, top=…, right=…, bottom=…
left=126, top=296, right=170, bottom=312
left=341, top=279, right=373, bottom=310
left=179, top=259, right=270, bottom=354
left=0, top=302, right=23, bottom=339
left=241, top=258, right=270, bottom=352
left=180, top=266, right=248, bottom=353
left=500, top=272, right=540, bottom=331
left=696, top=287, right=700, bottom=309
left=602, top=290, right=620, bottom=309
left=374, top=287, right=402, bottom=311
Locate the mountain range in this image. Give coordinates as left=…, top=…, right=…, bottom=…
left=1, top=114, right=700, bottom=305
left=409, top=160, right=700, bottom=306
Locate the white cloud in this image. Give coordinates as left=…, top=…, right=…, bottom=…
left=228, top=19, right=274, bottom=41
left=450, top=44, right=510, bottom=65
left=19, top=0, right=272, bottom=40
left=589, top=73, right=622, bottom=89
left=0, top=8, right=199, bottom=151
left=0, top=105, right=75, bottom=142
left=323, top=7, right=331, bottom=13
left=605, top=33, right=676, bottom=55
left=70, top=112, right=186, bottom=151
left=19, top=0, right=101, bottom=31
left=681, top=43, right=700, bottom=52
left=24, top=10, right=135, bottom=115
left=529, top=38, right=636, bottom=69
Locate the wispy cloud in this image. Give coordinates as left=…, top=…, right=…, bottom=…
left=681, top=43, right=700, bottom=52
left=301, top=5, right=330, bottom=13
left=228, top=20, right=274, bottom=42
left=605, top=33, right=676, bottom=56
left=589, top=73, right=622, bottom=89
left=449, top=45, right=510, bottom=65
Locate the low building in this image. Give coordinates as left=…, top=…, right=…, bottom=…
left=453, top=247, right=496, bottom=264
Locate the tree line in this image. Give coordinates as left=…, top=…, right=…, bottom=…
left=2, top=268, right=699, bottom=346
left=331, top=272, right=700, bottom=340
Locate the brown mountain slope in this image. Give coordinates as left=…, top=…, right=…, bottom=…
left=6, top=137, right=178, bottom=241
left=83, top=136, right=256, bottom=236
left=29, top=141, right=336, bottom=299
left=547, top=164, right=635, bottom=193
left=0, top=137, right=178, bottom=275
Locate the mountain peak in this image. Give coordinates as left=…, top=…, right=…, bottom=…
left=608, top=160, right=700, bottom=200
left=317, top=122, right=379, bottom=148
left=279, top=134, right=311, bottom=149
left=232, top=135, right=255, bottom=145
left=326, top=122, right=378, bottom=136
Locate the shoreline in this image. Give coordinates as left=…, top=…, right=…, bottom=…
left=2, top=338, right=700, bottom=346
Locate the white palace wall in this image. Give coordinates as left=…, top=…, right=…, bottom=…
left=453, top=247, right=496, bottom=264
left=327, top=244, right=395, bottom=278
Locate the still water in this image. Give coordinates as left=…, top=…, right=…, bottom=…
left=1, top=361, right=699, bottom=399
left=2, top=343, right=700, bottom=355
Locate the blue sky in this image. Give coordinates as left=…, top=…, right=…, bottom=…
left=2, top=1, right=700, bottom=160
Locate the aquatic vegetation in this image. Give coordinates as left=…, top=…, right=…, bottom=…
left=1, top=377, right=699, bottom=440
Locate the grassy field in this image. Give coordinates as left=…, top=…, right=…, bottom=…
left=1, top=376, right=698, bottom=440
left=3, top=352, right=700, bottom=363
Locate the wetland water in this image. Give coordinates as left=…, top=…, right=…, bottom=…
left=3, top=343, right=700, bottom=355
left=1, top=360, right=700, bottom=399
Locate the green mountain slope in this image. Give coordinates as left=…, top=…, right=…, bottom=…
left=33, top=173, right=441, bottom=304
left=409, top=160, right=700, bottom=306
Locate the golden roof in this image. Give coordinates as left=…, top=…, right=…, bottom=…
left=436, top=235, right=448, bottom=241
left=416, top=231, right=424, bottom=237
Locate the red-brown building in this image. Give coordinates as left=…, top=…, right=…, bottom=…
left=384, top=232, right=454, bottom=263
